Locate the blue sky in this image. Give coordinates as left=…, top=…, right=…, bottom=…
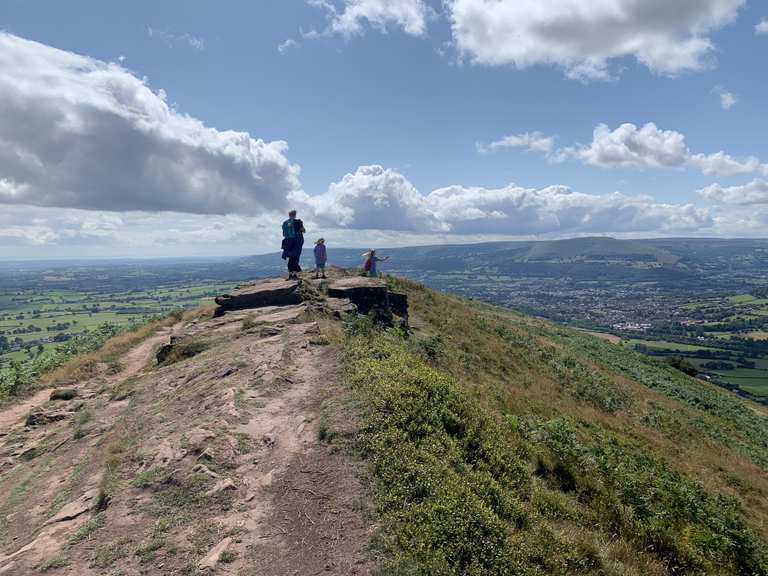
left=1, top=0, right=767, bottom=258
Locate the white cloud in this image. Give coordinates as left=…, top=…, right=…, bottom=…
left=278, top=39, right=300, bottom=54
left=477, top=132, right=556, bottom=155
left=719, top=91, right=738, bottom=110
left=756, top=18, right=768, bottom=35
left=295, top=165, right=445, bottom=231
left=306, top=0, right=432, bottom=37
left=713, top=86, right=738, bottom=110
left=0, top=203, right=284, bottom=257
left=699, top=180, right=768, bottom=205
left=296, top=165, right=711, bottom=236
left=0, top=33, right=302, bottom=215
left=446, top=0, right=744, bottom=80
left=146, top=27, right=205, bottom=50
left=557, top=123, right=764, bottom=176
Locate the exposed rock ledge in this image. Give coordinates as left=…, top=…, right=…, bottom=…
left=212, top=274, right=407, bottom=322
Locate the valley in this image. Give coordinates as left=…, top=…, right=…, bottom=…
left=3, top=237, right=768, bottom=403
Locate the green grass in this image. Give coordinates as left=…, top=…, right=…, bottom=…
left=341, top=278, right=768, bottom=576
left=34, top=558, right=69, bottom=572
left=626, top=339, right=723, bottom=353
left=68, top=513, right=105, bottom=544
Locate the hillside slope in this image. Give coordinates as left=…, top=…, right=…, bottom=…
left=0, top=287, right=374, bottom=575
left=1, top=270, right=767, bottom=575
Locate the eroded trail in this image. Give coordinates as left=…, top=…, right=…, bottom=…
left=0, top=288, right=374, bottom=575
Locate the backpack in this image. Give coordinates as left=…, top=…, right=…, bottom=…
left=363, top=258, right=372, bottom=272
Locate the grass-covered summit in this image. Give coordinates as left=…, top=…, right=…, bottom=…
left=339, top=275, right=768, bottom=576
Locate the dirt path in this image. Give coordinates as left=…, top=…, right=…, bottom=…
left=0, top=305, right=373, bottom=575
left=0, top=388, right=55, bottom=433
left=104, top=328, right=173, bottom=385
left=0, top=328, right=171, bottom=436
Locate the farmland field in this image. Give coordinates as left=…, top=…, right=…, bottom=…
left=0, top=282, right=238, bottom=363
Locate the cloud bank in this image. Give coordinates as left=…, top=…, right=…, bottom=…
left=699, top=180, right=768, bottom=205
left=0, top=33, right=302, bottom=215
left=295, top=165, right=711, bottom=236
left=487, top=123, right=767, bottom=178
left=446, top=0, right=744, bottom=80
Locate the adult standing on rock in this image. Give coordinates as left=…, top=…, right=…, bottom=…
left=281, top=209, right=305, bottom=280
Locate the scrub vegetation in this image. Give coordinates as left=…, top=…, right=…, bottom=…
left=341, top=278, right=768, bottom=576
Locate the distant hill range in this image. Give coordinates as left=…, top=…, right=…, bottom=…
left=241, top=237, right=768, bottom=287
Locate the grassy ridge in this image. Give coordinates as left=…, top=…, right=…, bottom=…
left=341, top=278, right=768, bottom=575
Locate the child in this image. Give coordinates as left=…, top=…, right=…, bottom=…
left=314, top=238, right=327, bottom=279
left=362, top=249, right=389, bottom=277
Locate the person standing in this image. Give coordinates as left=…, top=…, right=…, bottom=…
left=314, top=238, right=327, bottom=279
left=281, top=209, right=305, bottom=280
left=363, top=249, right=389, bottom=277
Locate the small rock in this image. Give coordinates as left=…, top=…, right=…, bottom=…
left=193, top=464, right=220, bottom=479
left=186, top=427, right=216, bottom=445
left=198, top=537, right=233, bottom=571
left=25, top=410, right=71, bottom=427
left=50, top=388, right=77, bottom=401
left=197, top=447, right=217, bottom=462
left=216, top=367, right=237, bottom=379
left=45, top=488, right=98, bottom=525
left=261, top=434, right=276, bottom=448
left=205, top=478, right=237, bottom=497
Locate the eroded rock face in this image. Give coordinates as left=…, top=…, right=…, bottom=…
left=327, top=277, right=408, bottom=323
left=214, top=278, right=303, bottom=315
left=211, top=273, right=408, bottom=325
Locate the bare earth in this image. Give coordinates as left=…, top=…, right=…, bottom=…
left=0, top=302, right=373, bottom=575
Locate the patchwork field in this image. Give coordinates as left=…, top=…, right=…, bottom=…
left=0, top=282, right=237, bottom=363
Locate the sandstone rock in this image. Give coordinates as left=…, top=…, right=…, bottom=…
left=155, top=335, right=179, bottom=364
left=325, top=297, right=356, bottom=318
left=198, top=537, right=233, bottom=571
left=45, top=488, right=98, bottom=525
left=215, top=278, right=302, bottom=315
left=388, top=291, right=409, bottom=318
left=25, top=410, right=72, bottom=427
left=327, top=277, right=408, bottom=323
left=193, top=464, right=220, bottom=479
left=205, top=478, right=237, bottom=496
left=327, top=278, right=388, bottom=317
left=49, top=388, right=77, bottom=401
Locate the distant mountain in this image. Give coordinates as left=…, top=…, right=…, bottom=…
left=240, top=237, right=768, bottom=286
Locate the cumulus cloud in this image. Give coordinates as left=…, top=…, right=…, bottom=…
left=756, top=18, right=768, bottom=35
left=446, top=0, right=744, bottom=80
left=306, top=0, right=432, bottom=37
left=295, top=165, right=445, bottom=231
left=0, top=33, right=302, bottom=215
left=477, top=132, right=556, bottom=155
left=556, top=123, right=765, bottom=176
left=296, top=165, right=711, bottom=236
left=699, top=180, right=768, bottom=205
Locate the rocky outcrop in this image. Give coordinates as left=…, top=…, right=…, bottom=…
left=327, top=277, right=408, bottom=323
left=214, top=278, right=303, bottom=315
left=211, top=272, right=408, bottom=325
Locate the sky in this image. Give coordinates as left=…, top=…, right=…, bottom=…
left=1, top=0, right=768, bottom=259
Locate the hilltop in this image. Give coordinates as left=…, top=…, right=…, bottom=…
left=1, top=269, right=767, bottom=575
